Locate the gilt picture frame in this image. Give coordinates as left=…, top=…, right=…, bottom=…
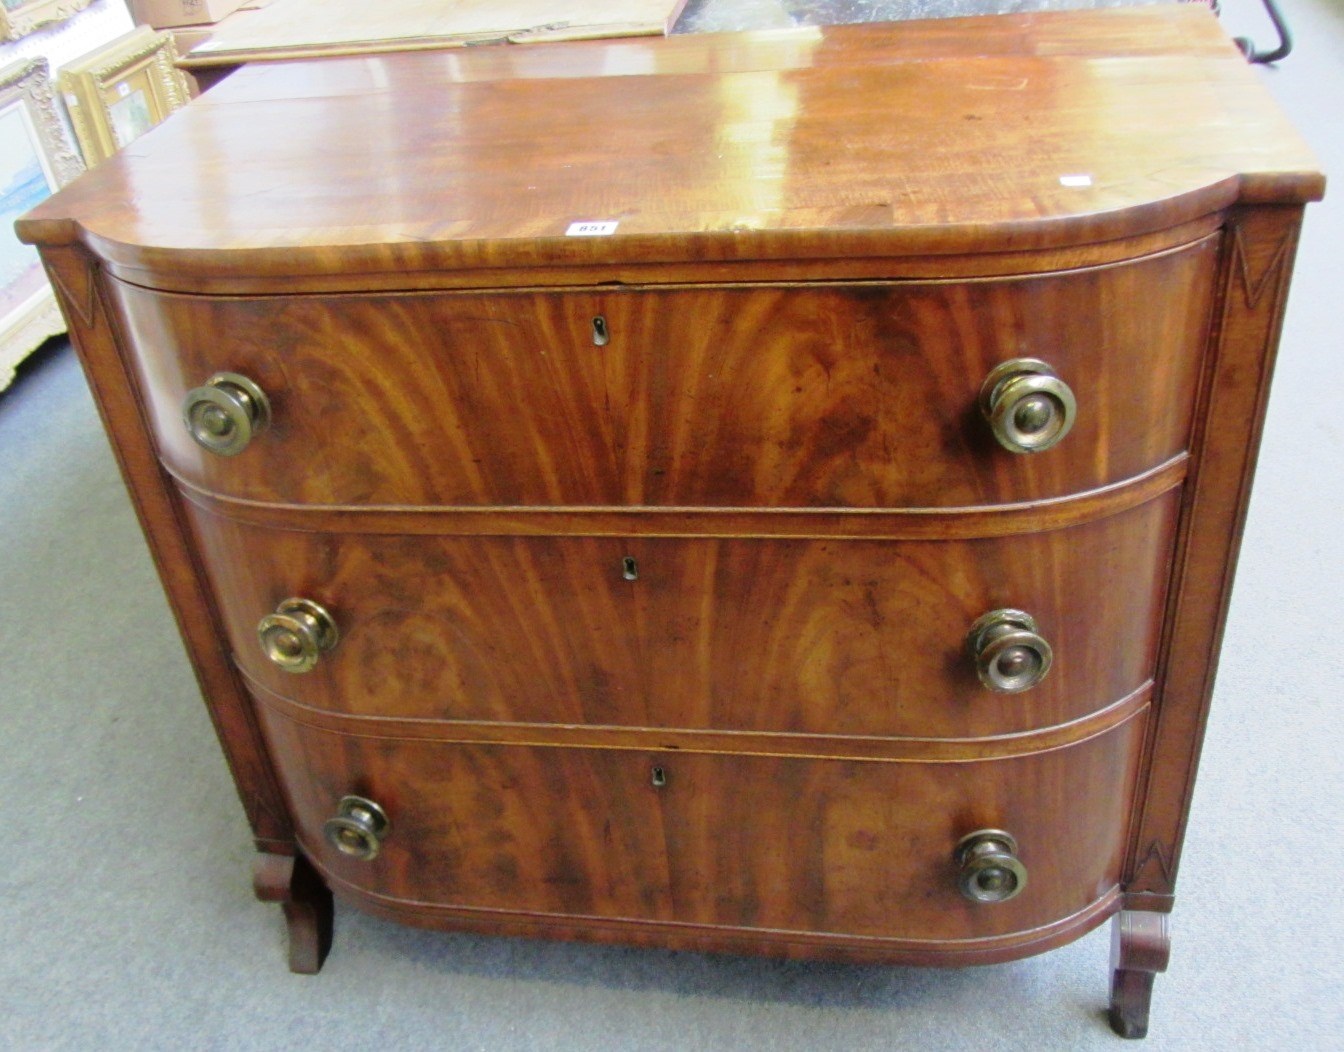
left=1, top=0, right=93, bottom=42
left=0, top=57, right=84, bottom=389
left=59, top=25, right=190, bottom=166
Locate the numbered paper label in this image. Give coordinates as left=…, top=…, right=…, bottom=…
left=566, top=221, right=619, bottom=236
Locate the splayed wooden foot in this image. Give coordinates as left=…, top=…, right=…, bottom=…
left=254, top=850, right=334, bottom=974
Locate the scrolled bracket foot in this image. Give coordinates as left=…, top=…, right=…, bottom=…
left=254, top=850, right=334, bottom=974
left=1108, top=909, right=1172, bottom=1039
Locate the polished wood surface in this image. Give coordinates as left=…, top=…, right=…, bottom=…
left=20, top=8, right=1323, bottom=1028
left=18, top=9, right=1321, bottom=290
left=256, top=703, right=1145, bottom=948
left=187, top=491, right=1179, bottom=738
left=116, top=240, right=1213, bottom=508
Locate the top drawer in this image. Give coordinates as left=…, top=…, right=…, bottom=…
left=114, top=237, right=1215, bottom=509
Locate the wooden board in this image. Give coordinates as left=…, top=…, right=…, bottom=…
left=183, top=0, right=689, bottom=66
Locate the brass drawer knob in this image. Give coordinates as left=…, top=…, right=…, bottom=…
left=181, top=372, right=270, bottom=456
left=955, top=829, right=1027, bottom=904
left=967, top=608, right=1053, bottom=693
left=979, top=358, right=1076, bottom=453
left=323, top=796, right=390, bottom=861
left=257, top=598, right=339, bottom=673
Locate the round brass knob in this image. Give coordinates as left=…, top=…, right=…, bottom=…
left=257, top=598, right=338, bottom=673
left=955, top=829, right=1028, bottom=904
left=966, top=608, right=1053, bottom=693
left=979, top=358, right=1076, bottom=453
left=181, top=372, right=270, bottom=456
left=323, top=796, right=390, bottom=861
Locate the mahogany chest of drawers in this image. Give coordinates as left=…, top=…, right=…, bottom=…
left=18, top=7, right=1322, bottom=1038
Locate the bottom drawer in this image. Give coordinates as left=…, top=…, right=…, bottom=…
left=258, top=705, right=1145, bottom=949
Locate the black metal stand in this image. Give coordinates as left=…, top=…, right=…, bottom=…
left=1233, top=0, right=1294, bottom=64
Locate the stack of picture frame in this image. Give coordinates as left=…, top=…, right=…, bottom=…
left=59, top=24, right=191, bottom=165
left=2, top=0, right=94, bottom=43
left=2, top=5, right=191, bottom=388
left=0, top=56, right=82, bottom=388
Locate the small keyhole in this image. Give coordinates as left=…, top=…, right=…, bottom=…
left=592, top=316, right=609, bottom=346
left=651, top=766, right=667, bottom=788
left=622, top=556, right=638, bottom=581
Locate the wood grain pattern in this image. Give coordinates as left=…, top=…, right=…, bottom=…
left=187, top=490, right=1178, bottom=738
left=116, top=239, right=1214, bottom=509
left=257, top=702, right=1146, bottom=945
left=17, top=10, right=1321, bottom=291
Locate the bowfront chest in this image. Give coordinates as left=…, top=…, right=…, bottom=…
left=18, top=8, right=1323, bottom=1038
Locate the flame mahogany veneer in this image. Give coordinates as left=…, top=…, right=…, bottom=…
left=18, top=7, right=1323, bottom=1038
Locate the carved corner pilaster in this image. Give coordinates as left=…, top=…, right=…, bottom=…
left=1231, top=220, right=1295, bottom=310
left=43, top=254, right=98, bottom=329
left=1129, top=840, right=1176, bottom=897
left=1124, top=204, right=1305, bottom=902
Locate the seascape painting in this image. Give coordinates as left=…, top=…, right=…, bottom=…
left=0, top=97, right=55, bottom=316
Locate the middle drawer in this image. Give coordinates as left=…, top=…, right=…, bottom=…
left=186, top=489, right=1179, bottom=739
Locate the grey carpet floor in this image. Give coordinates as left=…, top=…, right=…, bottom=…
left=2, top=1, right=1341, bottom=1048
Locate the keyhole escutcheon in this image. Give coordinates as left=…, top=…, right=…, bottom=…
left=622, top=556, right=639, bottom=581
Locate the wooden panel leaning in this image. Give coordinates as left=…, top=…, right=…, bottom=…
left=17, top=7, right=1323, bottom=1037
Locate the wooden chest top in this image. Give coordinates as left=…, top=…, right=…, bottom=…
left=18, top=7, right=1322, bottom=290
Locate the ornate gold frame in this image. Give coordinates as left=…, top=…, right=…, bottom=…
left=1, top=0, right=92, bottom=42
left=0, top=56, right=84, bottom=388
left=59, top=25, right=191, bottom=166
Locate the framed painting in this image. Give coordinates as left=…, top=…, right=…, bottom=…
left=1, top=57, right=84, bottom=390
left=2, top=0, right=93, bottom=42
left=59, top=26, right=190, bottom=166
